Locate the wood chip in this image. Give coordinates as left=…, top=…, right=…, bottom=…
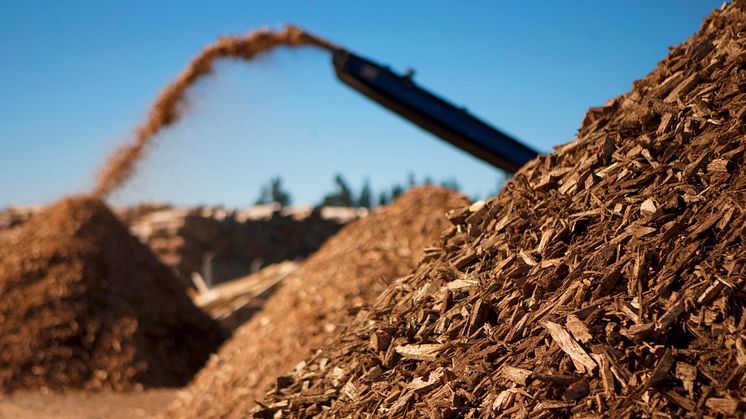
left=566, top=314, right=592, bottom=343
left=500, top=365, right=533, bottom=386
left=640, top=198, right=657, bottom=214
left=407, top=368, right=445, bottom=393
left=704, top=397, right=741, bottom=415
left=542, top=321, right=597, bottom=374
left=394, top=344, right=445, bottom=361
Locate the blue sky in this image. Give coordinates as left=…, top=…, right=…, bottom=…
left=0, top=1, right=722, bottom=207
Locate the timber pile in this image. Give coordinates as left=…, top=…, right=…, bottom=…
left=114, top=202, right=171, bottom=225
left=125, top=204, right=361, bottom=286
left=195, top=260, right=301, bottom=331
left=165, top=186, right=467, bottom=418
left=0, top=205, right=42, bottom=231
left=0, top=196, right=224, bottom=392
left=258, top=3, right=746, bottom=418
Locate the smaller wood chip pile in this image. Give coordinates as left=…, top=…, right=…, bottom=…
left=0, top=196, right=224, bottom=392
left=165, top=186, right=467, bottom=418
left=258, top=3, right=746, bottom=417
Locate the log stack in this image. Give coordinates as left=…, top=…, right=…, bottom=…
left=128, top=204, right=364, bottom=287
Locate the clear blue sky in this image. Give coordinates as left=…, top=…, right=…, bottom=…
left=0, top=1, right=722, bottom=207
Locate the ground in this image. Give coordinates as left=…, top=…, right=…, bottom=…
left=0, top=389, right=178, bottom=419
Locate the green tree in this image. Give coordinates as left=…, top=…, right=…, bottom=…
left=390, top=183, right=405, bottom=200
left=358, top=179, right=373, bottom=208
left=407, top=172, right=417, bottom=187
left=439, top=178, right=461, bottom=192
left=321, top=174, right=356, bottom=207
left=254, top=176, right=292, bottom=207
left=378, top=191, right=390, bottom=207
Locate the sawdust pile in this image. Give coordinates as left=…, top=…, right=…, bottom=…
left=257, top=3, right=746, bottom=417
left=165, top=186, right=467, bottom=418
left=93, top=25, right=336, bottom=198
left=0, top=196, right=225, bottom=392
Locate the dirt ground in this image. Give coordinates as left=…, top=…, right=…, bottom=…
left=0, top=389, right=178, bottom=419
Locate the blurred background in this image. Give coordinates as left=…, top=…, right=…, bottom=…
left=0, top=0, right=722, bottom=207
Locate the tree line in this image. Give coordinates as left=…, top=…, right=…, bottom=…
left=255, top=172, right=508, bottom=208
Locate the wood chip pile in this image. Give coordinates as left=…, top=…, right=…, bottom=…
left=0, top=196, right=225, bottom=392
left=165, top=186, right=467, bottom=418
left=257, top=3, right=746, bottom=417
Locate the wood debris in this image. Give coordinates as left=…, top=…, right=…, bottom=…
left=193, top=261, right=300, bottom=331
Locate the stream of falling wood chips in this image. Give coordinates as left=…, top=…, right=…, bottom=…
left=93, top=25, right=337, bottom=198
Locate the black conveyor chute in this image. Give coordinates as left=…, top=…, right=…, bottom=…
left=332, top=49, right=539, bottom=173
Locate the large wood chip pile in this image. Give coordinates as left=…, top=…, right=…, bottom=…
left=258, top=3, right=746, bottom=417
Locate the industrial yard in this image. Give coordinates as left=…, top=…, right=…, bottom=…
left=1, top=1, right=744, bottom=418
